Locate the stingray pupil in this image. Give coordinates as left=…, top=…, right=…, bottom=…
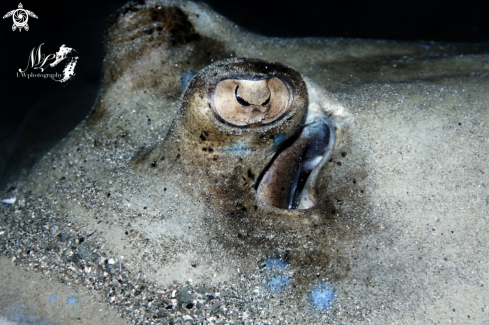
left=235, top=86, right=251, bottom=106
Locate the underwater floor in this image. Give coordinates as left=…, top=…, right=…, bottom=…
left=1, top=0, right=489, bottom=324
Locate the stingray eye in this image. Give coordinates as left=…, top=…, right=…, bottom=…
left=211, top=78, right=291, bottom=126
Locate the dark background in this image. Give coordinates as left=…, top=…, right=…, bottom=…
left=0, top=0, right=487, bottom=190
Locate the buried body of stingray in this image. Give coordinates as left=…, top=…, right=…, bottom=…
left=132, top=57, right=358, bottom=309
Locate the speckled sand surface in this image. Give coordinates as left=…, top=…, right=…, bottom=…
left=1, top=0, right=489, bottom=324
left=0, top=256, right=131, bottom=325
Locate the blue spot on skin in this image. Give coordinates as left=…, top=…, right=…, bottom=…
left=264, top=258, right=290, bottom=293
left=181, top=71, right=197, bottom=89
left=273, top=134, right=287, bottom=146
left=266, top=275, right=289, bottom=293
left=264, top=258, right=287, bottom=268
left=48, top=294, right=57, bottom=302
left=222, top=142, right=250, bottom=156
left=66, top=296, right=78, bottom=305
left=311, top=283, right=335, bottom=310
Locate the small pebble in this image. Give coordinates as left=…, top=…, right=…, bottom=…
left=76, top=247, right=92, bottom=261
left=58, top=233, right=70, bottom=242
left=176, top=289, right=192, bottom=303
left=46, top=242, right=58, bottom=251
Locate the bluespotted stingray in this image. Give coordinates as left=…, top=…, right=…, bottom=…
left=1, top=0, right=489, bottom=323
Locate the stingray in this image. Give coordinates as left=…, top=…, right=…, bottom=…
left=1, top=1, right=488, bottom=323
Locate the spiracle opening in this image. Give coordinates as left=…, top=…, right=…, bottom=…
left=256, top=118, right=335, bottom=210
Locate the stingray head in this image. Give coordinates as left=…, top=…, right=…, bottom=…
left=146, top=58, right=335, bottom=211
